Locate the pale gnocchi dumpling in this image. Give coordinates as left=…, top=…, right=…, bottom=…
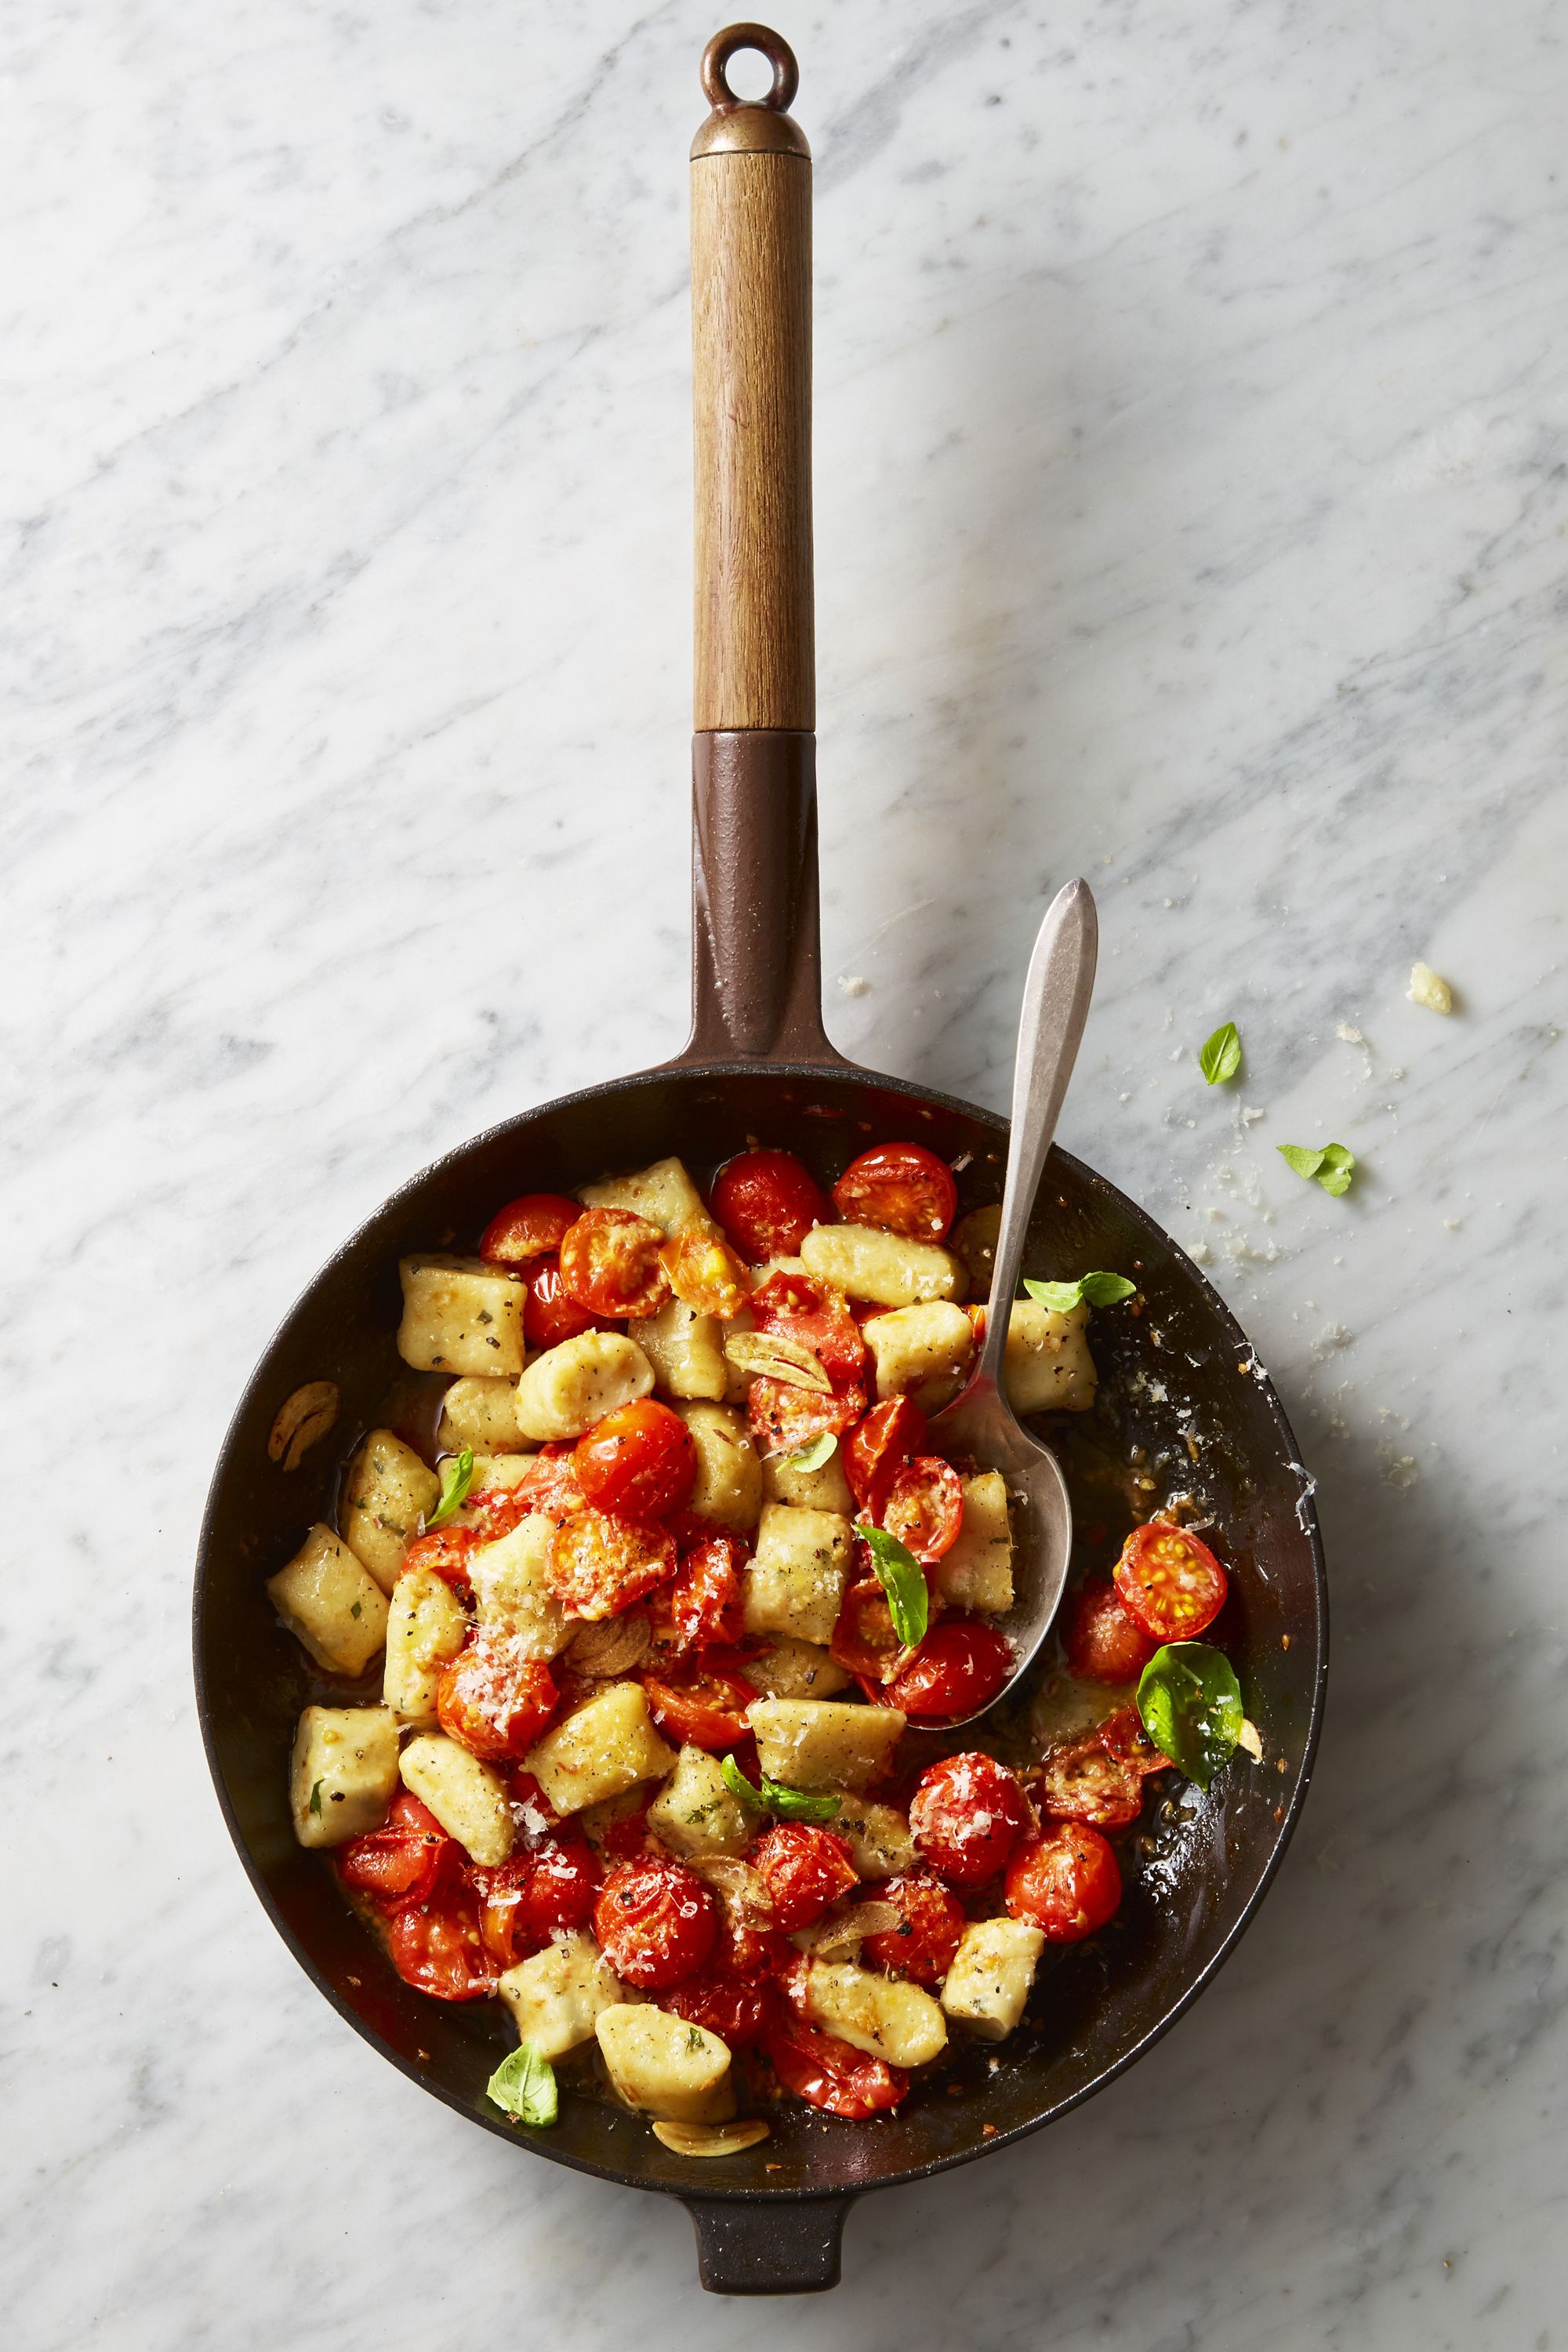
left=339, top=1430, right=440, bottom=1594
left=931, top=1470, right=1014, bottom=1613
left=1006, top=1298, right=1097, bottom=1414
left=398, top=1733, right=514, bottom=1866
left=627, top=1298, right=728, bottom=1401
left=940, top=1918, right=1045, bottom=2040
left=741, top=1502, right=852, bottom=1645
left=675, top=1402, right=763, bottom=1528
left=498, top=1932, right=625, bottom=2060
left=382, top=1566, right=468, bottom=1727
left=738, top=1635, right=850, bottom=1701
left=579, top=1156, right=713, bottom=1240
left=645, top=1744, right=751, bottom=1858
left=466, top=1515, right=570, bottom=1659
left=289, top=1706, right=400, bottom=1848
left=514, top=1331, right=653, bottom=1441
left=862, top=1299, right=975, bottom=1409
left=746, top=1697, right=906, bottom=1792
left=800, top=1222, right=966, bottom=1308
left=267, top=1526, right=388, bottom=1675
left=596, top=2005, right=734, bottom=2123
left=436, top=1375, right=527, bottom=1455
left=397, top=1254, right=528, bottom=1377
left=523, top=1683, right=676, bottom=1816
left=802, top=1959, right=948, bottom=2067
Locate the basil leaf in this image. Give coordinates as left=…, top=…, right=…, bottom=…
left=1198, top=1022, right=1242, bottom=1085
left=308, top=1779, right=324, bottom=1818
left=857, top=1523, right=929, bottom=1650
left=486, top=2040, right=558, bottom=2127
left=720, top=1754, right=842, bottom=1822
left=1023, top=1272, right=1137, bottom=1314
left=1136, top=1642, right=1245, bottom=1788
left=783, top=1431, right=838, bottom=1474
left=426, top=1445, right=475, bottom=1530
left=1277, top=1142, right=1356, bottom=1196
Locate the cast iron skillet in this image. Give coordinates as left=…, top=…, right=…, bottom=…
left=194, top=27, right=1327, bottom=2296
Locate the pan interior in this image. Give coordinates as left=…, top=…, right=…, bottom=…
left=195, top=1061, right=1324, bottom=2199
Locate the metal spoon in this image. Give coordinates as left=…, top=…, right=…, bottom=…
left=924, top=877, right=1099, bottom=1726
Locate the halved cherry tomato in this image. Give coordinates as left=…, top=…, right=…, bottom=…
left=748, top=1376, right=866, bottom=1458
left=660, top=1969, right=778, bottom=2046
left=884, top=1619, right=1013, bottom=1721
left=750, top=1822, right=859, bottom=1930
left=881, top=1455, right=964, bottom=1562
left=398, top=1523, right=478, bottom=1596
left=648, top=1530, right=748, bottom=1655
left=844, top=1396, right=927, bottom=1518
left=909, top=1751, right=1031, bottom=1886
left=764, top=2020, right=908, bottom=2118
left=710, top=1149, right=832, bottom=1262
left=641, top=1661, right=756, bottom=1751
left=660, top=1227, right=750, bottom=1319
left=750, top=1271, right=867, bottom=1386
left=522, top=1255, right=608, bottom=1351
left=336, top=1792, right=448, bottom=1910
left=593, top=1856, right=717, bottom=1989
left=480, top=1192, right=582, bottom=1268
left=1063, top=1581, right=1158, bottom=1682
left=385, top=1877, right=497, bottom=2000
left=829, top=1570, right=907, bottom=1682
left=435, top=1642, right=558, bottom=1760
left=1033, top=1705, right=1172, bottom=1831
left=557, top=1206, right=670, bottom=1320
left=508, top=1443, right=584, bottom=1528
left=592, top=1800, right=652, bottom=1864
left=860, top=1870, right=966, bottom=1984
left=1005, top=1820, right=1121, bottom=1941
left=506, top=1768, right=561, bottom=1834
left=549, top=1508, right=675, bottom=1620
left=832, top=1143, right=957, bottom=1243
left=477, top=1834, right=601, bottom=1966
left=573, top=1398, right=695, bottom=1523
left=1112, top=1520, right=1229, bottom=1642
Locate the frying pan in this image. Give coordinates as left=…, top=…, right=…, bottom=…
left=194, top=24, right=1327, bottom=2296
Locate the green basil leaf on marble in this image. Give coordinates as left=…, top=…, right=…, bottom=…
left=1198, top=1022, right=1242, bottom=1084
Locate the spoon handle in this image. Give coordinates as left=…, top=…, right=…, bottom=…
left=975, top=879, right=1099, bottom=1392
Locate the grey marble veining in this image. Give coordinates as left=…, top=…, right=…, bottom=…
left=5, top=2, right=1566, bottom=2344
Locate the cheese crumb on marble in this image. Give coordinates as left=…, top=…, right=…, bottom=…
left=1407, top=961, right=1454, bottom=1014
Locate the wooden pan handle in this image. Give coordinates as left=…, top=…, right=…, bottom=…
left=691, top=24, right=812, bottom=732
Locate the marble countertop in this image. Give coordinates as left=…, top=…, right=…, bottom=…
left=8, top=1, right=1565, bottom=2343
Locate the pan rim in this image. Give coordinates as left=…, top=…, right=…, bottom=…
left=193, top=1055, right=1328, bottom=2204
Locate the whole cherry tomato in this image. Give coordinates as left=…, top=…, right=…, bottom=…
left=1112, top=1520, right=1229, bottom=1642
left=336, top=1792, right=449, bottom=1910
left=710, top=1148, right=832, bottom=1262
left=398, top=1524, right=478, bottom=1597
left=909, top=1751, right=1031, bottom=1887
left=593, top=1856, right=717, bottom=1989
left=1063, top=1581, right=1158, bottom=1682
left=884, top=1619, right=1014, bottom=1721
left=1006, top=1820, right=1122, bottom=1941
left=1033, top=1705, right=1171, bottom=1831
left=764, top=2020, right=908, bottom=2118
left=548, top=1508, right=676, bottom=1620
left=844, top=1396, right=927, bottom=1518
left=641, top=1662, right=756, bottom=1751
left=659, top=1969, right=778, bottom=2046
left=648, top=1530, right=748, bottom=1655
left=860, top=1870, right=966, bottom=1984
left=750, top=1822, right=859, bottom=1930
left=477, top=1835, right=601, bottom=1966
left=385, top=1877, right=497, bottom=2000
left=557, top=1207, right=670, bottom=1320
left=829, top=1570, right=907, bottom=1682
left=436, top=1642, right=558, bottom=1760
left=880, top=1456, right=965, bottom=1561
left=831, top=1143, right=957, bottom=1242
left=660, top=1227, right=750, bottom=1319
left=573, top=1398, right=696, bottom=1522
left=480, top=1192, right=582, bottom=1268
left=523, top=1255, right=608, bottom=1351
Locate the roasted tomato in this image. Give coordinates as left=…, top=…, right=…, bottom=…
left=660, top=1968, right=778, bottom=2046
left=507, top=1443, right=584, bottom=1527
left=548, top=1508, right=676, bottom=1620
left=1112, top=1520, right=1229, bottom=1642
left=648, top=1530, right=748, bottom=1655
left=479, top=1192, right=581, bottom=1268
left=880, top=1455, right=964, bottom=1561
left=1033, top=1705, right=1172, bottom=1831
left=710, top=1148, right=832, bottom=1261
left=829, top=1570, right=908, bottom=1682
left=749, top=1375, right=866, bottom=1457
left=336, top=1792, right=449, bottom=1910
left=477, top=1835, right=601, bottom=1967
left=385, top=1877, right=497, bottom=2001
left=884, top=1619, right=1013, bottom=1721
left=1005, top=1820, right=1122, bottom=1941
left=1063, top=1581, right=1158, bottom=1682
left=573, top=1398, right=696, bottom=1522
left=522, top=1254, right=608, bottom=1351
left=557, top=1206, right=670, bottom=1320
left=750, top=1269, right=867, bottom=1386
left=909, top=1751, right=1031, bottom=1887
left=435, top=1642, right=558, bottom=1760
left=660, top=1226, right=750, bottom=1319
left=764, top=2020, right=908, bottom=2118
left=398, top=1523, right=478, bottom=1596
left=593, top=1857, right=717, bottom=1989
left=831, top=1142, right=957, bottom=1242
left=860, top=1870, right=966, bottom=1984
left=844, top=1396, right=927, bottom=1517
left=641, top=1662, right=756, bottom=1751
left=592, top=1801, right=653, bottom=1864
left=750, top=1822, right=859, bottom=1930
